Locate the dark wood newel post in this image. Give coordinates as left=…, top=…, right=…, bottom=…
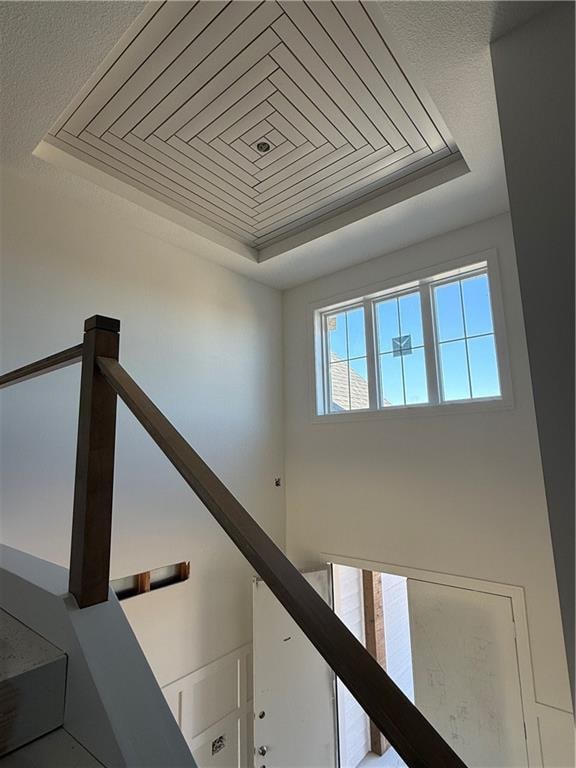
left=69, top=315, right=120, bottom=608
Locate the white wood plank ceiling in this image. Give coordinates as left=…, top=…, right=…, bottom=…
left=42, top=1, right=462, bottom=257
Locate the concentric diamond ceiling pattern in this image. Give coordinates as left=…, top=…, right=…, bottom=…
left=43, top=1, right=462, bottom=255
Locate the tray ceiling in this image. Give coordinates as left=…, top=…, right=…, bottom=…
left=38, top=1, right=465, bottom=260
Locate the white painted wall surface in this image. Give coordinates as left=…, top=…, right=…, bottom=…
left=492, top=6, right=575, bottom=694
left=0, top=168, right=285, bottom=694
left=283, top=214, right=572, bottom=718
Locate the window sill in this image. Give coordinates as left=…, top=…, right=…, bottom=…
left=311, top=396, right=514, bottom=424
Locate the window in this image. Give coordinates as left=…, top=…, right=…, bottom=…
left=433, top=272, right=500, bottom=401
left=315, top=260, right=505, bottom=416
left=375, top=291, right=428, bottom=407
left=325, top=306, right=368, bottom=412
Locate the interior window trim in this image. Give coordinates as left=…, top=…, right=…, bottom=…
left=311, top=249, right=513, bottom=420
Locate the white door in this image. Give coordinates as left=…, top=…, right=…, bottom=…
left=253, top=569, right=338, bottom=768
left=407, top=580, right=528, bottom=767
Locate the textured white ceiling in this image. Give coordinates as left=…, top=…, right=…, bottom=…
left=0, top=1, right=550, bottom=288
left=39, top=1, right=463, bottom=256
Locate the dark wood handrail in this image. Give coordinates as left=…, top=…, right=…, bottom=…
left=0, top=316, right=467, bottom=767
left=97, top=354, right=466, bottom=768
left=0, top=344, right=83, bottom=388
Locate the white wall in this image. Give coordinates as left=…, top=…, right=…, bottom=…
left=283, top=213, right=572, bottom=716
left=0, top=168, right=285, bottom=695
left=492, top=3, right=575, bottom=697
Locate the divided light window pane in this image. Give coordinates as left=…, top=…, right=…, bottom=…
left=462, top=274, right=493, bottom=336
left=326, top=307, right=368, bottom=413
left=433, top=273, right=501, bottom=402
left=438, top=340, right=471, bottom=401
left=347, top=307, right=366, bottom=358
left=434, top=282, right=464, bottom=342
left=375, top=292, right=428, bottom=407
left=318, top=263, right=503, bottom=416
left=468, top=335, right=500, bottom=398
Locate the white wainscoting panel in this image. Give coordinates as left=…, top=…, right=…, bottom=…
left=163, top=644, right=253, bottom=768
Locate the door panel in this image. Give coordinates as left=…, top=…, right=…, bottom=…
left=253, top=569, right=338, bottom=768
left=407, top=580, right=528, bottom=767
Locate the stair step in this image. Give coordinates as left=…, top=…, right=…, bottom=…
left=0, top=609, right=67, bottom=756
left=0, top=728, right=104, bottom=767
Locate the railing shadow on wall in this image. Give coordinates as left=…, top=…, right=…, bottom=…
left=0, top=315, right=467, bottom=768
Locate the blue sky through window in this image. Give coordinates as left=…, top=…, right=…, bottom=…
left=434, top=273, right=500, bottom=402
left=319, top=267, right=502, bottom=415
left=375, top=292, right=427, bottom=407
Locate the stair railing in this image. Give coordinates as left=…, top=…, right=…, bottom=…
left=0, top=315, right=467, bottom=768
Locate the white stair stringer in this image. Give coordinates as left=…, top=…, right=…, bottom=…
left=0, top=545, right=196, bottom=768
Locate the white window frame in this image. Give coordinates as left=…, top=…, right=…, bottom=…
left=311, top=249, right=513, bottom=421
